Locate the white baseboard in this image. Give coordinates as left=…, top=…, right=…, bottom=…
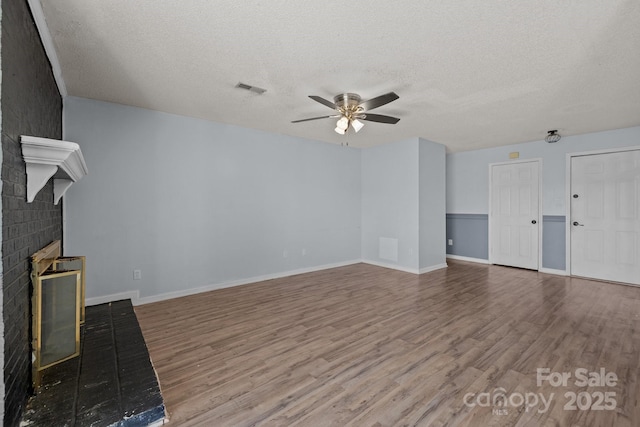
left=86, top=260, right=362, bottom=306
left=137, top=259, right=362, bottom=305
left=538, top=267, right=567, bottom=276
left=361, top=259, right=420, bottom=274
left=85, top=291, right=140, bottom=307
left=84, top=258, right=452, bottom=307
left=360, top=260, right=450, bottom=275
left=419, top=263, right=448, bottom=274
left=446, top=254, right=490, bottom=264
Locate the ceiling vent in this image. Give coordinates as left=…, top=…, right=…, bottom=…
left=235, top=82, right=267, bottom=95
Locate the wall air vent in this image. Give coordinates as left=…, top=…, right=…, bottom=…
left=235, top=82, right=267, bottom=95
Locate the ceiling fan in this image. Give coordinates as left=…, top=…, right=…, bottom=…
left=292, top=92, right=400, bottom=135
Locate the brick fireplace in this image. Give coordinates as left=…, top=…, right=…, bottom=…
left=1, top=0, right=64, bottom=425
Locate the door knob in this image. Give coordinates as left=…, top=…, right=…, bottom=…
left=573, top=221, right=584, bottom=226
left=573, top=194, right=579, bottom=198
left=531, top=220, right=537, bottom=224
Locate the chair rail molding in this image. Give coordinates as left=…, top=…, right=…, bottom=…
left=21, top=135, right=88, bottom=204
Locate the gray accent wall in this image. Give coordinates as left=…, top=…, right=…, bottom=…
left=445, top=214, right=489, bottom=260
left=542, top=215, right=566, bottom=271
left=64, top=97, right=362, bottom=301
left=445, top=214, right=566, bottom=270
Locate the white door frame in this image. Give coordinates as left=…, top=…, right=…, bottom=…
left=488, top=158, right=543, bottom=270
left=565, top=145, right=640, bottom=277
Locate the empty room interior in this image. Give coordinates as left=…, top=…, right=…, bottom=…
left=2, top=1, right=640, bottom=426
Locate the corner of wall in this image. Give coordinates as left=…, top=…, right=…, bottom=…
left=418, top=138, right=447, bottom=270
left=360, top=138, right=421, bottom=272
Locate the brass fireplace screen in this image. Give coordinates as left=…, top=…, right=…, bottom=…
left=31, top=240, right=85, bottom=388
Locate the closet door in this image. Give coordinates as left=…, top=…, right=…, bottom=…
left=490, top=160, right=540, bottom=270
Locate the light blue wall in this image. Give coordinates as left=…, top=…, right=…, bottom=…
left=447, top=126, right=640, bottom=215
left=361, top=138, right=420, bottom=271
left=64, top=97, right=634, bottom=296
left=446, top=126, right=640, bottom=268
left=64, top=97, right=362, bottom=300
left=419, top=138, right=446, bottom=270
left=361, top=137, right=447, bottom=273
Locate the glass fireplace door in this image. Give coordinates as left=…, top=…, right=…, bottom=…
left=52, top=256, right=86, bottom=324
left=34, top=270, right=81, bottom=378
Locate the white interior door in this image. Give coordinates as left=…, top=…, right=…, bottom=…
left=490, top=161, right=540, bottom=270
left=570, top=150, right=640, bottom=285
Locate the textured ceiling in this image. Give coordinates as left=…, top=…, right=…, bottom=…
left=39, top=0, right=640, bottom=151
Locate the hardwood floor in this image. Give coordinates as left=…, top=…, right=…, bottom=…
left=135, top=261, right=640, bottom=426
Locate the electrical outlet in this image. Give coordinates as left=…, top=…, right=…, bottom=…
left=133, top=269, right=142, bottom=280
left=448, top=239, right=453, bottom=246
left=283, top=250, right=288, bottom=258
left=302, top=248, right=306, bottom=256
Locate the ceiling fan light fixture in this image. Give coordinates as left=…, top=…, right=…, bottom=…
left=545, top=130, right=561, bottom=143
left=336, top=116, right=349, bottom=131
left=334, top=126, right=346, bottom=135
left=351, top=119, right=364, bottom=133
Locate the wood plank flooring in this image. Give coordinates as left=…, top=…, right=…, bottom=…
left=135, top=261, right=640, bottom=426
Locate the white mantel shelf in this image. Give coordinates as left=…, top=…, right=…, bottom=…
left=21, top=135, right=88, bottom=205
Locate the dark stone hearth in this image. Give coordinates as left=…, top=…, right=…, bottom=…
left=21, top=300, right=165, bottom=427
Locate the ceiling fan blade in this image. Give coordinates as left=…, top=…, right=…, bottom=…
left=360, top=92, right=399, bottom=111
left=291, top=115, right=333, bottom=123
left=309, top=95, right=337, bottom=110
left=361, top=113, right=400, bottom=124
